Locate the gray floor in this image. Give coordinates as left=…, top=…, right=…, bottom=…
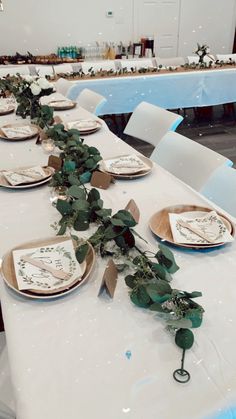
left=102, top=105, right=236, bottom=165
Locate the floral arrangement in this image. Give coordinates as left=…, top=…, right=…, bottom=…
left=194, top=43, right=214, bottom=64
left=0, top=75, right=54, bottom=127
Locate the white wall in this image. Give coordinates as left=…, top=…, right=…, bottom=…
left=0, top=0, right=235, bottom=56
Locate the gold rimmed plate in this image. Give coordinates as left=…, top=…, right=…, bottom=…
left=1, top=236, right=96, bottom=299
left=0, top=166, right=54, bottom=189
left=49, top=101, right=77, bottom=111
left=0, top=106, right=15, bottom=116
left=149, top=204, right=235, bottom=249
left=0, top=122, right=39, bottom=141
left=66, top=119, right=102, bottom=135
left=99, top=154, right=153, bottom=179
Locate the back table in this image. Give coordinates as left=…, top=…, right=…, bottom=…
left=0, top=107, right=236, bottom=419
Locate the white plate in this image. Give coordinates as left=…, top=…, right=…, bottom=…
left=0, top=166, right=54, bottom=189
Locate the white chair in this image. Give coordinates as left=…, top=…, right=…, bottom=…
left=187, top=55, right=215, bottom=65
left=0, top=333, right=15, bottom=419
left=200, top=166, right=236, bottom=217
left=54, top=77, right=73, bottom=97
left=216, top=53, right=236, bottom=63
left=76, top=88, right=107, bottom=115
left=81, top=60, right=116, bottom=74
left=53, top=63, right=73, bottom=75
left=123, top=101, right=183, bottom=147
left=150, top=131, right=233, bottom=191
left=0, top=65, right=30, bottom=77
left=35, top=65, right=54, bottom=77
left=154, top=56, right=185, bottom=68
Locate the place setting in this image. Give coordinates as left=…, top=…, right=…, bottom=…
left=0, top=165, right=54, bottom=189
left=0, top=122, right=39, bottom=141
left=40, top=92, right=76, bottom=111
left=149, top=204, right=235, bottom=249
left=99, top=153, right=153, bottom=179
left=0, top=98, right=15, bottom=116
left=66, top=118, right=102, bottom=135
left=1, top=236, right=95, bottom=299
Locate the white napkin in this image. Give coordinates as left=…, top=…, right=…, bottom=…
left=49, top=99, right=73, bottom=107
left=1, top=125, right=33, bottom=139
left=0, top=105, right=11, bottom=112
left=13, top=240, right=82, bottom=291
left=102, top=154, right=149, bottom=174
left=67, top=119, right=97, bottom=130
left=40, top=92, right=68, bottom=105
left=2, top=166, right=46, bottom=185
left=169, top=210, right=234, bottom=244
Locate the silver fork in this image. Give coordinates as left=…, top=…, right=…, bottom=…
left=20, top=255, right=72, bottom=281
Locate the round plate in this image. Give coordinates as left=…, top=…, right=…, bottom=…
left=0, top=123, right=39, bottom=141
left=0, top=166, right=54, bottom=189
left=49, top=101, right=77, bottom=111
left=99, top=154, right=153, bottom=179
left=1, top=236, right=96, bottom=299
left=149, top=204, right=235, bottom=249
left=0, top=106, right=15, bottom=116
left=66, top=120, right=102, bottom=135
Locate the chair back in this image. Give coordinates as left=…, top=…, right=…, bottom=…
left=76, top=88, right=107, bottom=115
left=216, top=53, right=236, bottom=63
left=200, top=166, right=236, bottom=217
left=35, top=65, right=54, bottom=77
left=53, top=63, right=73, bottom=75
left=81, top=61, right=116, bottom=74
left=150, top=131, right=233, bottom=191
left=0, top=65, right=30, bottom=77
left=124, top=101, right=183, bottom=147
left=54, top=77, right=73, bottom=97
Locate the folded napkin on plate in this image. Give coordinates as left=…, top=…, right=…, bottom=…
left=48, top=99, right=73, bottom=107
left=67, top=119, right=97, bottom=130
left=0, top=105, right=11, bottom=112
left=102, top=154, right=149, bottom=174
left=169, top=210, right=234, bottom=244
left=1, top=125, right=33, bottom=138
left=13, top=239, right=82, bottom=291
left=2, top=166, right=46, bottom=185
left=40, top=92, right=68, bottom=105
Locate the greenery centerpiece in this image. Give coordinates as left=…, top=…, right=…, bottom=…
left=0, top=75, right=54, bottom=128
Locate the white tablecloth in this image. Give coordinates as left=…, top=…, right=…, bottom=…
left=0, top=107, right=236, bottom=419
left=67, top=68, right=236, bottom=114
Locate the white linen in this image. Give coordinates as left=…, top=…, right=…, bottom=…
left=0, top=107, right=236, bottom=419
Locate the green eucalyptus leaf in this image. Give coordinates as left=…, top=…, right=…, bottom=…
left=79, top=171, right=91, bottom=184
left=113, top=210, right=137, bottom=227
left=156, top=244, right=179, bottom=274
left=88, top=146, right=100, bottom=155
left=111, top=218, right=125, bottom=227
left=185, top=309, right=203, bottom=328
left=56, top=199, right=73, bottom=216
left=151, top=263, right=169, bottom=280
left=95, top=208, right=112, bottom=218
left=67, top=185, right=86, bottom=199
left=75, top=243, right=89, bottom=263
left=130, top=286, right=151, bottom=308
left=57, top=223, right=67, bottom=235
left=63, top=160, right=76, bottom=173
left=149, top=302, right=167, bottom=312
left=125, top=275, right=136, bottom=289
left=168, top=319, right=192, bottom=329
left=175, top=328, right=194, bottom=350
left=147, top=281, right=172, bottom=297
left=68, top=173, right=81, bottom=186
left=73, top=210, right=90, bottom=231
left=72, top=199, right=90, bottom=211
left=88, top=188, right=100, bottom=203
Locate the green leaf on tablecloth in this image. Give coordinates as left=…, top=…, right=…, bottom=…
left=149, top=302, right=167, bottom=313
left=72, top=199, right=90, bottom=211
left=68, top=173, right=81, bottom=186
left=67, top=185, right=86, bottom=199
left=88, top=188, right=100, bottom=203
left=79, top=171, right=92, bottom=184
left=151, top=263, right=172, bottom=281
left=125, top=275, right=136, bottom=289
left=185, top=309, right=203, bottom=328
left=75, top=243, right=89, bottom=263
left=63, top=160, right=76, bottom=173
left=95, top=208, right=112, bottom=219
left=112, top=210, right=137, bottom=227
left=88, top=146, right=100, bottom=155
left=146, top=281, right=172, bottom=298
left=56, top=199, right=73, bottom=216
left=168, top=319, right=193, bottom=329
left=175, top=328, right=194, bottom=350
left=57, top=223, right=67, bottom=236
left=130, top=286, right=151, bottom=308
left=156, top=244, right=179, bottom=274
left=73, top=211, right=90, bottom=231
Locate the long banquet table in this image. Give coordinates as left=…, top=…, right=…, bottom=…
left=0, top=106, right=236, bottom=419
left=67, top=68, right=236, bottom=114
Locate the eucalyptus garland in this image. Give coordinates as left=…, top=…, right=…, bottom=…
left=47, top=122, right=204, bottom=381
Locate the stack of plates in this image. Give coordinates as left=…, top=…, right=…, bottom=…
left=0, top=166, right=54, bottom=189
left=67, top=119, right=102, bottom=135
left=0, top=104, right=15, bottom=116
left=48, top=100, right=76, bottom=111
left=99, top=154, right=153, bottom=179
left=0, top=123, right=39, bottom=141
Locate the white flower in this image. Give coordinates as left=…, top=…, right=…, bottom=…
left=30, top=82, right=41, bottom=96
left=23, top=75, right=34, bottom=83
left=206, top=47, right=210, bottom=54
left=198, top=51, right=203, bottom=56
left=37, top=77, right=52, bottom=90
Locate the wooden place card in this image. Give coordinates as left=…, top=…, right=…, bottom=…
left=98, top=259, right=118, bottom=298
left=48, top=155, right=62, bottom=171
left=90, top=171, right=114, bottom=190
left=35, top=127, right=48, bottom=145
left=125, top=199, right=140, bottom=223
